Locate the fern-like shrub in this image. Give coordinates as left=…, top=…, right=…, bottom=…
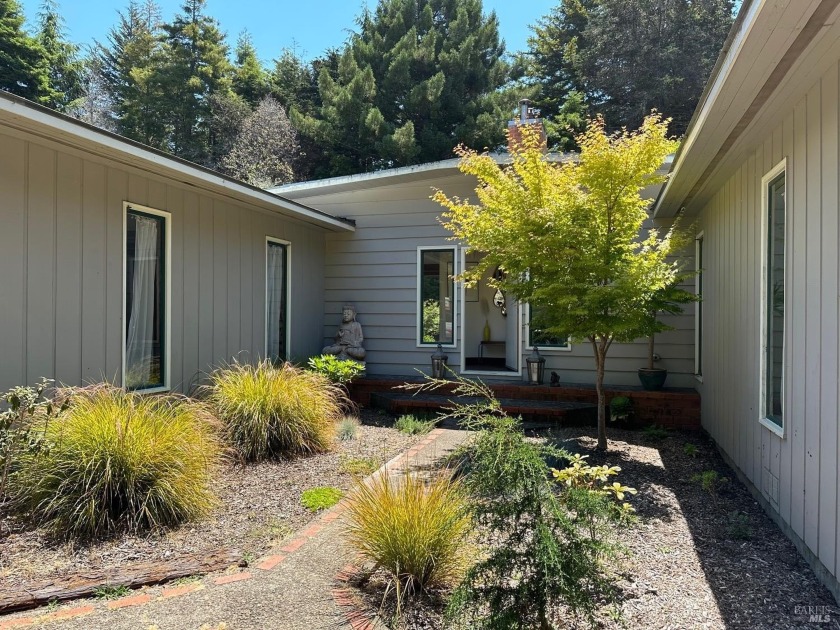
left=345, top=470, right=471, bottom=594
left=205, top=360, right=342, bottom=461
left=307, top=354, right=365, bottom=386
left=12, top=385, right=221, bottom=539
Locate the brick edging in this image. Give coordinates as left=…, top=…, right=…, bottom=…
left=333, top=565, right=378, bottom=630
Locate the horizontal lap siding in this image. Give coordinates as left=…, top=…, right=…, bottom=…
left=697, top=60, right=840, bottom=584
left=0, top=131, right=326, bottom=394
left=294, top=174, right=696, bottom=385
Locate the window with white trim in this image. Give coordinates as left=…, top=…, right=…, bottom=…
left=124, top=205, right=169, bottom=391
left=266, top=240, right=289, bottom=361
left=761, top=165, right=786, bottom=432
left=527, top=304, right=569, bottom=349
left=418, top=248, right=455, bottom=345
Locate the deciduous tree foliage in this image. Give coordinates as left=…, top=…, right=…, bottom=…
left=434, top=116, right=690, bottom=450
left=0, top=0, right=50, bottom=102
left=528, top=0, right=734, bottom=139
left=298, top=0, right=511, bottom=177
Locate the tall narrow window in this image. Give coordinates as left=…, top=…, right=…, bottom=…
left=763, top=170, right=786, bottom=430
left=418, top=248, right=455, bottom=345
left=695, top=234, right=704, bottom=377
left=125, top=206, right=168, bottom=391
left=266, top=240, right=288, bottom=362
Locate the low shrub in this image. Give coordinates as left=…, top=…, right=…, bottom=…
left=301, top=486, right=343, bottom=511
left=683, top=442, right=698, bottom=457
left=693, top=469, right=728, bottom=495
left=205, top=360, right=343, bottom=461
left=339, top=455, right=379, bottom=477
left=394, top=414, right=435, bottom=436
left=642, top=424, right=669, bottom=441
left=307, top=354, right=365, bottom=386
left=12, top=385, right=221, bottom=539
left=609, top=396, right=633, bottom=422
left=727, top=510, right=752, bottom=540
left=337, top=416, right=360, bottom=441
left=345, top=470, right=470, bottom=594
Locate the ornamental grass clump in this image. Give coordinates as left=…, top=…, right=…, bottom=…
left=345, top=470, right=471, bottom=594
left=13, top=385, right=221, bottom=539
left=205, top=360, right=342, bottom=461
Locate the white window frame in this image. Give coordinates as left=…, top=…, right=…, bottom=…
left=694, top=232, right=704, bottom=382
left=122, top=202, right=172, bottom=393
left=416, top=245, right=458, bottom=348
left=265, top=237, right=292, bottom=361
left=524, top=302, right=571, bottom=352
left=758, top=158, right=787, bottom=438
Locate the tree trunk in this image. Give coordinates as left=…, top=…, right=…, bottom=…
left=596, top=349, right=607, bottom=451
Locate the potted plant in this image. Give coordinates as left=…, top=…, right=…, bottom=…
left=638, top=280, right=696, bottom=391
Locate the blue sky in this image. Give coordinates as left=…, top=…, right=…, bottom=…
left=20, top=0, right=558, bottom=62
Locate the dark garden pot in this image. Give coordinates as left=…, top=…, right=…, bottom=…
left=638, top=368, right=668, bottom=391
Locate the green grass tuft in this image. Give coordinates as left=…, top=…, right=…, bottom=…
left=12, top=385, right=221, bottom=539
left=204, top=360, right=344, bottom=462
left=344, top=471, right=470, bottom=593
left=393, top=414, right=435, bottom=436
left=642, top=424, right=669, bottom=441
left=94, top=585, right=131, bottom=600
left=301, top=486, right=343, bottom=511
left=338, top=455, right=380, bottom=477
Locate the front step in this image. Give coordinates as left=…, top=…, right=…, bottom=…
left=370, top=391, right=598, bottom=426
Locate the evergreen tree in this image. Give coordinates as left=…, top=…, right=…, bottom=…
left=97, top=0, right=167, bottom=147
left=36, top=0, right=83, bottom=111
left=300, top=0, right=509, bottom=176
left=528, top=0, right=734, bottom=137
left=0, top=0, right=50, bottom=102
left=159, top=0, right=232, bottom=164
left=231, top=31, right=268, bottom=106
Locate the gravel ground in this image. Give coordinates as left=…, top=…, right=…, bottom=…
left=355, top=426, right=839, bottom=630
left=0, top=409, right=416, bottom=596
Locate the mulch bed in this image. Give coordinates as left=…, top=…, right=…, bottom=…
left=354, top=426, right=839, bottom=630
left=0, top=409, right=416, bottom=601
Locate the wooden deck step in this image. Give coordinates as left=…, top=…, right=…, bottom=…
left=370, top=391, right=598, bottom=426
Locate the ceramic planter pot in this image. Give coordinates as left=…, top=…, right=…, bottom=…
left=638, top=367, right=667, bottom=391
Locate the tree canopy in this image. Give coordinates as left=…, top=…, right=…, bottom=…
left=434, top=116, right=692, bottom=449
left=0, top=0, right=51, bottom=102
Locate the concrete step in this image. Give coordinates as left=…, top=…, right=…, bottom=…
left=370, top=391, right=598, bottom=426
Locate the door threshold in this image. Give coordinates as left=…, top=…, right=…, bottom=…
left=460, top=370, right=522, bottom=378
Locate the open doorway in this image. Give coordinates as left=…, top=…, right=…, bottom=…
left=460, top=252, right=521, bottom=375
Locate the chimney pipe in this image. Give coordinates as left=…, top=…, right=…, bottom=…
left=508, top=98, right=547, bottom=154
left=519, top=98, right=530, bottom=124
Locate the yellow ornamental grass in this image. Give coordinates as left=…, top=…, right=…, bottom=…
left=344, top=470, right=471, bottom=593
left=13, top=385, right=222, bottom=539
left=205, top=360, right=343, bottom=461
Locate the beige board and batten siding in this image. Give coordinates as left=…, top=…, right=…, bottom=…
left=283, top=170, right=696, bottom=386
left=0, top=129, right=326, bottom=394
left=694, top=58, right=840, bottom=585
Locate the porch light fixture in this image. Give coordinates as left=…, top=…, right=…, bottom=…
left=431, top=344, right=449, bottom=379
left=526, top=346, right=546, bottom=385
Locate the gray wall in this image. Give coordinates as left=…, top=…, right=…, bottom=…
left=0, top=129, right=326, bottom=394
left=287, top=172, right=696, bottom=386
left=696, top=58, right=840, bottom=587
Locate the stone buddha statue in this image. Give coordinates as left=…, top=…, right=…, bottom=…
left=323, top=304, right=366, bottom=363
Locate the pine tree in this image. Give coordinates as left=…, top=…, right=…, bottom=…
left=231, top=31, right=268, bottom=106
left=0, top=0, right=50, bottom=102
left=36, top=0, right=84, bottom=112
left=97, top=0, right=167, bottom=147
left=159, top=0, right=233, bottom=164
left=300, top=0, right=509, bottom=176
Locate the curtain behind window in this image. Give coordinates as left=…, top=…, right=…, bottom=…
left=126, top=213, right=161, bottom=389
left=267, top=242, right=287, bottom=361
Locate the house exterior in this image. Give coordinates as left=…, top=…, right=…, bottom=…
left=654, top=0, right=840, bottom=601
left=272, top=155, right=697, bottom=388
left=0, top=92, right=354, bottom=395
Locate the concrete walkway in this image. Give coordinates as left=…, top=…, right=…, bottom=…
left=0, top=429, right=469, bottom=630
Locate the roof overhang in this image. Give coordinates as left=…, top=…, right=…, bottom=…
left=654, top=0, right=840, bottom=217
left=0, top=92, right=355, bottom=232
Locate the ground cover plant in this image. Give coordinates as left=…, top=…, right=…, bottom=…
left=393, top=414, right=435, bottom=435
left=11, top=384, right=221, bottom=539
left=337, top=416, right=361, bottom=441
left=307, top=354, right=365, bottom=386
left=300, top=486, right=343, bottom=511
left=204, top=360, right=343, bottom=461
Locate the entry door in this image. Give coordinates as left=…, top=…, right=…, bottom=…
left=266, top=240, right=288, bottom=361
left=505, top=293, right=519, bottom=370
